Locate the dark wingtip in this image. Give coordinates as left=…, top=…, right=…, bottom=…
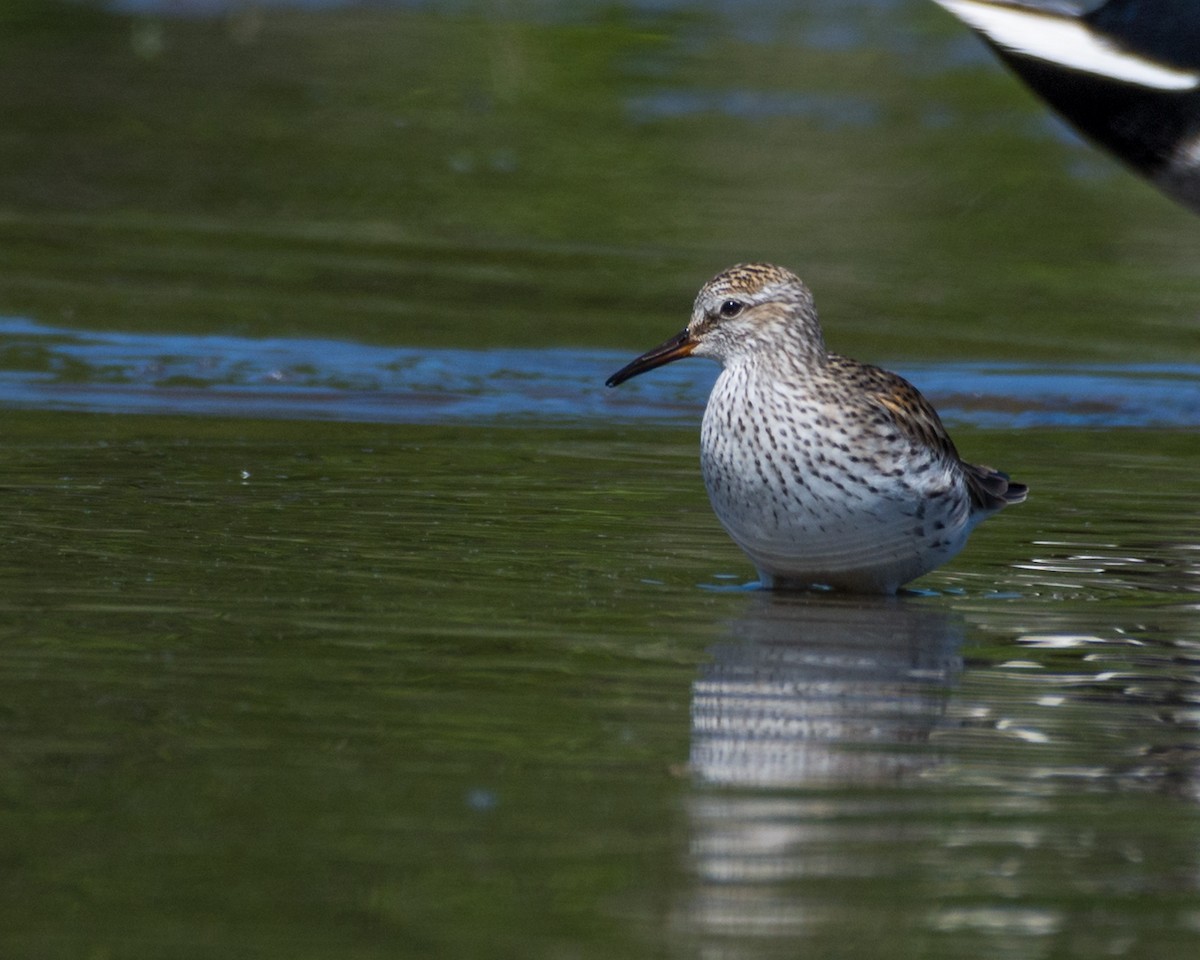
left=965, top=464, right=1028, bottom=511
left=1002, top=481, right=1029, bottom=505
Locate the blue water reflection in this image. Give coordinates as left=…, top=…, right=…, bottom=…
left=1, top=316, right=1197, bottom=428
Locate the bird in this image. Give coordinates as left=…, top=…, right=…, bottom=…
left=931, top=0, right=1200, bottom=213
left=606, top=263, right=1027, bottom=594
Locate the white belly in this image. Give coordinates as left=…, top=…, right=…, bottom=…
left=699, top=368, right=974, bottom=592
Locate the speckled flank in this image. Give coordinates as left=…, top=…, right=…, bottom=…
left=609, top=262, right=1027, bottom=594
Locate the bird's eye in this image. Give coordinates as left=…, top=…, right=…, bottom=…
left=718, top=299, right=744, bottom=318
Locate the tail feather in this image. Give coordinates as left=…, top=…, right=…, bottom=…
left=964, top=462, right=1028, bottom=511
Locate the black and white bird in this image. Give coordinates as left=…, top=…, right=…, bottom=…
left=932, top=0, right=1200, bottom=213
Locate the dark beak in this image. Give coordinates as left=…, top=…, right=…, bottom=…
left=605, top=329, right=696, bottom=387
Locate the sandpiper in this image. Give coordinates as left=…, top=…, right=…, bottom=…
left=606, top=263, right=1027, bottom=593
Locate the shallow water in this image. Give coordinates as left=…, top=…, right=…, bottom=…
left=4, top=414, right=1200, bottom=958
left=3, top=1, right=1200, bottom=958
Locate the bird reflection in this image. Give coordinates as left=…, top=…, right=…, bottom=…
left=679, top=594, right=965, bottom=945
left=690, top=593, right=965, bottom=787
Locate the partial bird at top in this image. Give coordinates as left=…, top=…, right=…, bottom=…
left=932, top=0, right=1200, bottom=213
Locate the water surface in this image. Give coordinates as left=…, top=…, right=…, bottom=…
left=2, top=1, right=1200, bottom=958
left=3, top=413, right=1200, bottom=958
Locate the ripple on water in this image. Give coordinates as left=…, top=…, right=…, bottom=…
left=0, top=317, right=1198, bottom=428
